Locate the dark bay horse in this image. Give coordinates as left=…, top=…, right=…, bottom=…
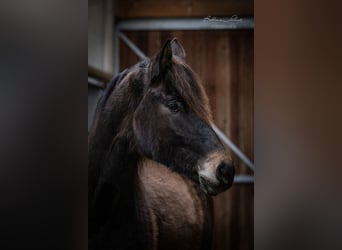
left=88, top=38, right=235, bottom=250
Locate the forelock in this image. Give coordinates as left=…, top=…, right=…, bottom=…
left=170, top=60, right=212, bottom=123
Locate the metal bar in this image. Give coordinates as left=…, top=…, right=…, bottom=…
left=88, top=77, right=105, bottom=88
left=117, top=17, right=254, bottom=31
left=118, top=32, right=147, bottom=60
left=88, top=65, right=112, bottom=84
left=113, top=26, right=120, bottom=76
left=211, top=124, right=255, bottom=172
left=234, top=175, right=254, bottom=183
left=103, top=0, right=114, bottom=72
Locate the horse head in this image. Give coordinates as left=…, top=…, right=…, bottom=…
left=129, top=38, right=235, bottom=195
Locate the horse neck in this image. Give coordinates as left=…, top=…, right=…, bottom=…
left=89, top=134, right=145, bottom=247
left=89, top=105, right=142, bottom=192
left=88, top=83, right=143, bottom=192
left=88, top=85, right=146, bottom=237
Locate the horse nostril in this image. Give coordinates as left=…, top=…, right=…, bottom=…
left=216, top=161, right=235, bottom=185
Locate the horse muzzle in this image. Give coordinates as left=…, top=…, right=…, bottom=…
left=199, top=160, right=235, bottom=196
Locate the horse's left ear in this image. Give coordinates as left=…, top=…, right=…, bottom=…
left=171, top=38, right=186, bottom=60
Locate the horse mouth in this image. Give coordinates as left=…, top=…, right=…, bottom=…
left=199, top=176, right=232, bottom=196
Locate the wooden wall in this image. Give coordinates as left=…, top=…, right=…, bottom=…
left=114, top=1, right=253, bottom=249
left=118, top=30, right=254, bottom=250
left=115, top=0, right=253, bottom=18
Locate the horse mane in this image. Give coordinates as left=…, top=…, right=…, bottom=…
left=95, top=69, right=128, bottom=113
left=89, top=61, right=149, bottom=233
left=93, top=55, right=210, bottom=127
left=167, top=57, right=212, bottom=124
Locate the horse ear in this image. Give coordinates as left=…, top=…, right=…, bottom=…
left=151, top=39, right=172, bottom=79
left=171, top=38, right=186, bottom=60
left=151, top=38, right=186, bottom=79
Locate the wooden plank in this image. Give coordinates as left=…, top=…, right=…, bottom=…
left=236, top=30, right=254, bottom=250
left=204, top=31, right=218, bottom=116
left=119, top=32, right=141, bottom=71
left=116, top=0, right=253, bottom=18
left=213, top=31, right=238, bottom=250
left=237, top=30, right=254, bottom=171
left=147, top=31, right=162, bottom=56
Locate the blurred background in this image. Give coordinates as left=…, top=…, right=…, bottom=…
left=1, top=1, right=341, bottom=250
left=88, top=1, right=254, bottom=249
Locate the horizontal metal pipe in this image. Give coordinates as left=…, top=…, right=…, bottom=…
left=88, top=65, right=113, bottom=84
left=234, top=175, right=254, bottom=183
left=88, top=77, right=105, bottom=88
left=117, top=17, right=254, bottom=31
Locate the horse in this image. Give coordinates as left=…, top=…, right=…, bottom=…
left=88, top=38, right=235, bottom=250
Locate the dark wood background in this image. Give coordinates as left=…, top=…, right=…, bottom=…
left=115, top=1, right=253, bottom=249
left=119, top=30, right=254, bottom=250
left=115, top=0, right=253, bottom=18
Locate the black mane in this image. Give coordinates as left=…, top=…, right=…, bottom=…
left=97, top=69, right=128, bottom=111
left=96, top=59, right=149, bottom=112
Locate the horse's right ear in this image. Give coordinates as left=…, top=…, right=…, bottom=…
left=151, top=38, right=186, bottom=80
left=151, top=39, right=173, bottom=79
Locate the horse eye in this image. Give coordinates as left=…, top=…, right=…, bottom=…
left=167, top=100, right=181, bottom=113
